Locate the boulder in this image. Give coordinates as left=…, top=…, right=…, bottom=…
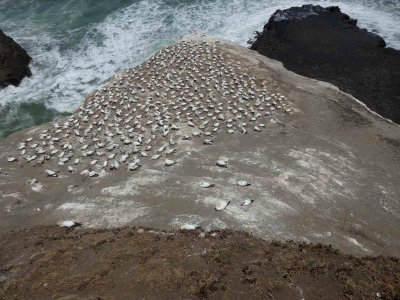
left=249, top=5, right=400, bottom=124
left=0, top=29, right=32, bottom=88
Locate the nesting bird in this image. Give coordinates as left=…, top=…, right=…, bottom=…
left=216, top=160, right=228, bottom=168
left=241, top=199, right=254, bottom=206
left=198, top=181, right=214, bottom=188
left=215, top=200, right=230, bottom=211
left=237, top=180, right=251, bottom=187
left=57, top=220, right=82, bottom=228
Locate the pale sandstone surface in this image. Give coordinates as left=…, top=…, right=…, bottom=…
left=0, top=35, right=399, bottom=257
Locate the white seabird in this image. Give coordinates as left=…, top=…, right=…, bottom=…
left=215, top=200, right=230, bottom=211
left=198, top=181, right=214, bottom=188
left=241, top=199, right=254, bottom=206
left=237, top=180, right=251, bottom=187
left=165, top=159, right=176, bottom=166
left=216, top=160, right=228, bottom=168
left=57, top=220, right=82, bottom=229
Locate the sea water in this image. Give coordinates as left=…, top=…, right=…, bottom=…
left=0, top=0, right=399, bottom=138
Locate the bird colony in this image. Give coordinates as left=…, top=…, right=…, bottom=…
left=7, top=40, right=292, bottom=179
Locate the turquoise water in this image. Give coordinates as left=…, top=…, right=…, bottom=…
left=1, top=0, right=399, bottom=139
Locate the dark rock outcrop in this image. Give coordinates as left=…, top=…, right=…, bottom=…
left=0, top=30, right=32, bottom=88
left=249, top=5, right=400, bottom=124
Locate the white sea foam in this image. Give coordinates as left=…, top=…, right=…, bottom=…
left=0, top=0, right=399, bottom=118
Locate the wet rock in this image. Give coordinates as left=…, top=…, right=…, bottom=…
left=0, top=29, right=32, bottom=88
left=249, top=5, right=400, bottom=124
